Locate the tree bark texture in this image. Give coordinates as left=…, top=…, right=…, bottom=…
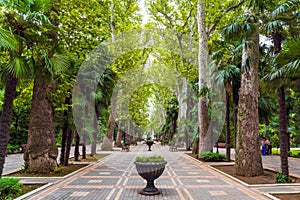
left=0, top=73, right=17, bottom=177
left=59, top=123, right=67, bottom=165
left=64, top=130, right=73, bottom=166
left=235, top=19, right=263, bottom=176
left=74, top=132, right=80, bottom=161
left=278, top=86, right=289, bottom=177
left=103, top=95, right=117, bottom=150
left=225, top=83, right=231, bottom=162
left=91, top=108, right=98, bottom=156
left=198, top=0, right=211, bottom=154
left=273, top=32, right=289, bottom=177
left=232, top=76, right=240, bottom=148
left=24, top=79, right=58, bottom=173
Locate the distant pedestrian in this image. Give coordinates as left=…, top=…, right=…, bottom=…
left=261, top=137, right=266, bottom=156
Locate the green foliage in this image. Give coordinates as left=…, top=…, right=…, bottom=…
left=0, top=177, right=22, bottom=199
left=271, top=149, right=300, bottom=158
left=6, top=144, right=19, bottom=152
left=276, top=172, right=292, bottom=183
left=135, top=155, right=164, bottom=163
left=54, top=166, right=63, bottom=173
left=270, top=134, right=279, bottom=149
left=289, top=150, right=300, bottom=158
left=8, top=84, right=32, bottom=146
left=199, top=152, right=226, bottom=162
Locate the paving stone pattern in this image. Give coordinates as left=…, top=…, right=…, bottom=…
left=25, top=145, right=267, bottom=200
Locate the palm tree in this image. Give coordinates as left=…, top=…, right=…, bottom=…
left=0, top=25, right=26, bottom=177
left=264, top=0, right=300, bottom=180
left=265, top=36, right=300, bottom=179
left=1, top=0, right=70, bottom=173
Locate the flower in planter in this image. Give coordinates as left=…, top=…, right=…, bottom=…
left=134, top=155, right=167, bottom=195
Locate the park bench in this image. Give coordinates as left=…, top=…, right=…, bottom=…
left=214, top=142, right=226, bottom=148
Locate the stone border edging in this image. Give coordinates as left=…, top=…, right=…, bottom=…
left=208, top=165, right=300, bottom=188
left=14, top=183, right=53, bottom=200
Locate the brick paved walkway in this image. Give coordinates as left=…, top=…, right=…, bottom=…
left=22, top=144, right=268, bottom=200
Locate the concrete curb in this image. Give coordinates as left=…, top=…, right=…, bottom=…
left=15, top=183, right=53, bottom=200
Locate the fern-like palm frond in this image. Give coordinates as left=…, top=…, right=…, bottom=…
left=6, top=56, right=30, bottom=78
left=271, top=0, right=300, bottom=19
left=26, top=11, right=51, bottom=24
left=265, top=20, right=283, bottom=34
left=277, top=35, right=300, bottom=70
left=49, top=54, right=71, bottom=75
left=0, top=28, right=17, bottom=50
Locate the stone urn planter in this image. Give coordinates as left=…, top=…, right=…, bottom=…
left=146, top=140, right=154, bottom=151
left=134, top=156, right=167, bottom=195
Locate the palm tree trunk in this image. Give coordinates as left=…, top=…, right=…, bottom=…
left=273, top=32, right=289, bottom=177
left=278, top=85, right=289, bottom=177
left=0, top=73, right=18, bottom=177
left=225, top=84, right=231, bottom=162
left=235, top=12, right=263, bottom=176
left=232, top=76, right=240, bottom=148
left=24, top=79, right=58, bottom=173
left=59, top=124, right=67, bottom=165
left=74, top=132, right=80, bottom=161
left=64, top=129, right=73, bottom=166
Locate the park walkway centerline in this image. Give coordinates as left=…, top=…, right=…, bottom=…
left=24, top=144, right=268, bottom=200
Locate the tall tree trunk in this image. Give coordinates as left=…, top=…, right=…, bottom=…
left=0, top=73, right=18, bottom=177
left=198, top=0, right=210, bottom=154
left=235, top=14, right=263, bottom=176
left=74, top=132, right=80, bottom=161
left=24, top=79, right=58, bottom=173
left=64, top=129, right=73, bottom=166
left=91, top=108, right=97, bottom=156
left=278, top=85, right=289, bottom=177
left=192, top=128, right=199, bottom=155
left=59, top=123, right=67, bottom=165
left=273, top=31, right=289, bottom=177
left=103, top=95, right=117, bottom=150
left=116, top=121, right=123, bottom=147
left=82, top=133, right=86, bottom=159
left=225, top=83, right=231, bottom=162
left=232, top=76, right=240, bottom=148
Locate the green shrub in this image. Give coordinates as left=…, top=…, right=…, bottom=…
left=271, top=149, right=300, bottom=158
left=199, top=152, right=226, bottom=162
left=54, top=166, right=63, bottom=173
left=0, top=177, right=22, bottom=199
left=135, top=155, right=164, bottom=162
left=289, top=150, right=300, bottom=158
left=272, top=149, right=280, bottom=155
left=6, top=144, right=20, bottom=153
left=276, top=172, right=292, bottom=183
